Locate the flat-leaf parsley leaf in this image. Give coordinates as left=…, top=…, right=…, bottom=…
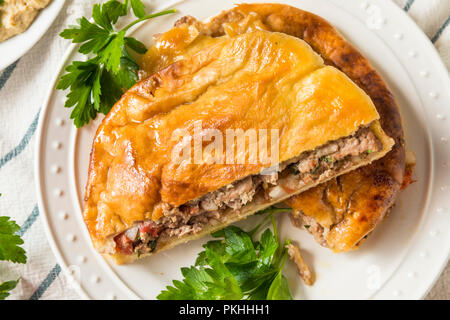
left=0, top=216, right=26, bottom=264
left=57, top=0, right=176, bottom=127
left=0, top=279, right=19, bottom=300
left=158, top=209, right=293, bottom=300
left=0, top=194, right=27, bottom=300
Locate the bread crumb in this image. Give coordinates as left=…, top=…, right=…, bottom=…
left=286, top=243, right=315, bottom=286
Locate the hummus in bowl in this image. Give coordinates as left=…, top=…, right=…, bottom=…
left=0, top=0, right=53, bottom=42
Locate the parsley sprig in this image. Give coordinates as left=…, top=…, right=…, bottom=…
left=0, top=195, right=27, bottom=300
left=0, top=279, right=20, bottom=300
left=157, top=209, right=293, bottom=300
left=0, top=216, right=26, bottom=264
left=57, top=0, right=176, bottom=127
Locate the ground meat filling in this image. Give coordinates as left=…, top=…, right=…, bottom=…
left=114, top=127, right=382, bottom=255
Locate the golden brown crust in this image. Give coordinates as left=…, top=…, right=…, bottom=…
left=178, top=3, right=405, bottom=184
left=212, top=3, right=406, bottom=251
left=169, top=4, right=405, bottom=251
left=82, top=3, right=404, bottom=256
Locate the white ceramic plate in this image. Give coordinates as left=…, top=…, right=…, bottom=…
left=0, top=0, right=65, bottom=70
left=35, top=0, right=450, bottom=300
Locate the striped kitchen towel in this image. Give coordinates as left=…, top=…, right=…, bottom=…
left=0, top=0, right=448, bottom=300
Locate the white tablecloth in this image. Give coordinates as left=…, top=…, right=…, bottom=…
left=0, top=0, right=448, bottom=300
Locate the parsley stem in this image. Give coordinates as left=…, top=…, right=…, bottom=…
left=122, top=9, right=177, bottom=32
left=275, top=239, right=291, bottom=269
left=248, top=215, right=272, bottom=237
left=248, top=207, right=289, bottom=238
left=279, top=247, right=289, bottom=269
left=271, top=214, right=279, bottom=246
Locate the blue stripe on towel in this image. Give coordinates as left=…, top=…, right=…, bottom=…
left=0, top=60, right=19, bottom=91
left=29, top=264, right=61, bottom=300
left=403, top=0, right=415, bottom=12
left=0, top=109, right=40, bottom=170
left=431, top=16, right=450, bottom=43
left=18, top=205, right=39, bottom=237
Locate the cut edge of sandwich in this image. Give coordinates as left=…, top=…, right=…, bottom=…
left=106, top=120, right=393, bottom=264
